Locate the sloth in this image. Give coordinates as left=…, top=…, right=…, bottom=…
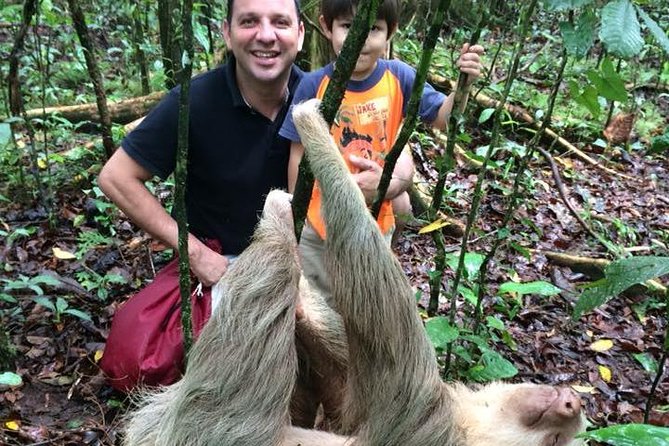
left=122, top=99, right=586, bottom=446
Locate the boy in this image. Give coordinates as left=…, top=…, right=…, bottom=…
left=279, top=0, right=483, bottom=303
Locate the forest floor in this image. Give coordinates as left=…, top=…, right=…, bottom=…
left=1, top=129, right=668, bottom=444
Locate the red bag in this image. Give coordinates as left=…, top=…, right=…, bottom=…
left=100, top=241, right=219, bottom=392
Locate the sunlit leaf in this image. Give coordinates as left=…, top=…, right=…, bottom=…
left=574, top=256, right=669, bottom=318
left=37, top=158, right=48, bottom=169
left=636, top=6, right=669, bottom=55
left=467, top=350, right=518, bottom=382
left=572, top=384, right=596, bottom=394
left=498, top=281, right=562, bottom=297
left=424, top=316, right=459, bottom=350
left=445, top=252, right=484, bottom=281
left=598, top=365, right=612, bottom=382
left=0, top=123, right=11, bottom=147
left=599, top=0, right=644, bottom=58
left=542, top=0, right=593, bottom=11
left=590, top=339, right=614, bottom=352
left=94, top=350, right=104, bottom=363
left=478, top=108, right=495, bottom=123
left=52, top=247, right=76, bottom=260
left=633, top=353, right=658, bottom=375
left=4, top=420, right=20, bottom=431
left=0, top=372, right=22, bottom=387
left=418, top=218, right=450, bottom=234
left=578, top=423, right=669, bottom=446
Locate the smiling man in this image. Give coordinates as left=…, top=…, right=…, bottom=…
left=97, top=0, right=305, bottom=392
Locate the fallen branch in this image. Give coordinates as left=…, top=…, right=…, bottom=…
left=18, top=91, right=164, bottom=124
left=428, top=73, right=635, bottom=181
left=536, top=250, right=667, bottom=294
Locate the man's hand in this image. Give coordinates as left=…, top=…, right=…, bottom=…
left=349, top=154, right=382, bottom=205
left=188, top=237, right=229, bottom=287
left=457, top=43, right=485, bottom=85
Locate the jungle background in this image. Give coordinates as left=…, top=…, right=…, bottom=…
left=0, top=0, right=668, bottom=444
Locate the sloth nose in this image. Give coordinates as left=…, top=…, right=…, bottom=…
left=556, top=388, right=582, bottom=418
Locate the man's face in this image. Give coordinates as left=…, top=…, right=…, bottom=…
left=223, top=0, right=304, bottom=86
left=321, top=15, right=390, bottom=81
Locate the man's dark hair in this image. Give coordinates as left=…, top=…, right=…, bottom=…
left=226, top=0, right=302, bottom=22
left=320, top=0, right=399, bottom=34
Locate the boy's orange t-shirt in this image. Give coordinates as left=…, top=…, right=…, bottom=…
left=280, top=59, right=446, bottom=239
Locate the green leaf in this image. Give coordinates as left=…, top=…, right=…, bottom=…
left=542, top=0, right=593, bottom=11
left=569, top=80, right=601, bottom=117
left=587, top=59, right=628, bottom=102
left=33, top=296, right=56, bottom=312
left=578, top=423, right=669, bottom=446
left=446, top=252, right=484, bottom=281
left=33, top=274, right=63, bottom=287
left=632, top=353, right=658, bottom=375
left=486, top=316, right=505, bottom=331
left=560, top=10, right=596, bottom=58
left=467, top=350, right=518, bottom=382
left=478, top=108, right=495, bottom=124
left=573, top=256, right=669, bottom=319
left=0, top=123, right=11, bottom=147
left=424, top=316, right=459, bottom=349
left=498, top=281, right=562, bottom=297
left=64, top=308, right=93, bottom=322
left=0, top=372, right=22, bottom=387
left=599, top=0, right=644, bottom=59
left=55, top=297, right=69, bottom=313
left=193, top=21, right=210, bottom=54
left=636, top=6, right=669, bottom=55
left=649, top=132, right=669, bottom=154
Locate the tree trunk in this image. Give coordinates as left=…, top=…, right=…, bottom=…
left=7, top=0, right=38, bottom=117
left=133, top=2, right=151, bottom=95
left=175, top=0, right=195, bottom=357
left=158, top=0, right=177, bottom=89
left=66, top=0, right=115, bottom=158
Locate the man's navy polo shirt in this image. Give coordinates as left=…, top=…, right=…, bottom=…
left=121, top=59, right=303, bottom=255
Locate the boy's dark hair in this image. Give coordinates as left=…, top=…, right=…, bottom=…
left=320, top=0, right=399, bottom=34
left=226, top=0, right=302, bottom=22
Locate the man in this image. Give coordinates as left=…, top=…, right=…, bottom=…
left=98, top=0, right=305, bottom=391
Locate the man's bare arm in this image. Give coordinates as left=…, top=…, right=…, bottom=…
left=98, top=148, right=228, bottom=286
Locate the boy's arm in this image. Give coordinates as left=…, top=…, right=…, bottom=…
left=432, top=43, right=484, bottom=130
left=288, top=141, right=305, bottom=194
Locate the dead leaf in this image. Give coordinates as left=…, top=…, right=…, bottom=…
left=603, top=113, right=635, bottom=145
left=5, top=420, right=20, bottom=431
left=52, top=247, right=76, bottom=260
left=598, top=365, right=612, bottom=383
left=590, top=339, right=614, bottom=352
left=418, top=219, right=450, bottom=234
left=572, top=385, right=596, bottom=394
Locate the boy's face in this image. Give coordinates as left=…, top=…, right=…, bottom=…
left=321, top=15, right=391, bottom=81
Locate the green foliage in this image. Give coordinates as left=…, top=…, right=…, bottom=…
left=568, top=57, right=627, bottom=117
left=0, top=372, right=22, bottom=387
left=599, top=0, right=644, bottom=58
left=424, top=316, right=518, bottom=382
left=650, top=131, right=669, bottom=154
left=33, top=296, right=92, bottom=324
left=75, top=270, right=126, bottom=301
left=542, top=0, right=593, bottom=11
left=573, top=256, right=669, bottom=319
left=636, top=6, right=669, bottom=55
left=559, top=9, right=596, bottom=58
left=632, top=352, right=658, bottom=375
left=1, top=274, right=61, bottom=296
left=578, top=423, right=669, bottom=446
left=498, top=280, right=562, bottom=297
